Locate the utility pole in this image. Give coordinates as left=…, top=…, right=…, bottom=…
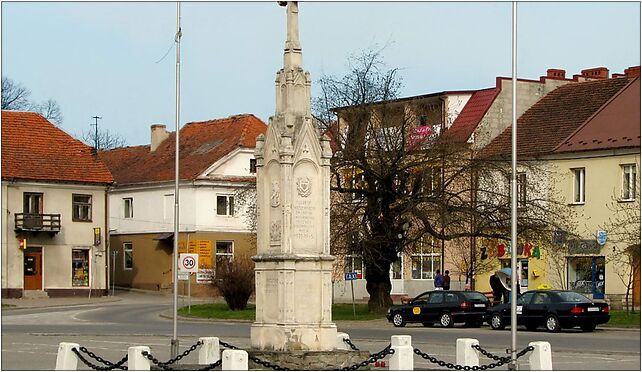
left=91, top=116, right=102, bottom=151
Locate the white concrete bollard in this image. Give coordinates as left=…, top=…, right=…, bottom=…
left=456, top=338, right=480, bottom=367
left=127, top=346, right=151, bottom=371
left=336, top=332, right=351, bottom=350
left=198, top=337, right=220, bottom=365
left=222, top=349, right=248, bottom=370
left=528, top=341, right=552, bottom=370
left=55, top=342, right=80, bottom=370
left=389, top=335, right=413, bottom=370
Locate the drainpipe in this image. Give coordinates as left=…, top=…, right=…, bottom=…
left=439, top=95, right=447, bottom=273
left=105, top=187, right=110, bottom=297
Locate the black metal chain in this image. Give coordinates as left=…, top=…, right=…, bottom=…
left=343, top=338, right=360, bottom=351
left=340, top=344, right=394, bottom=371
left=414, top=344, right=534, bottom=371
left=219, top=339, right=290, bottom=371
left=77, top=346, right=129, bottom=370
left=72, top=348, right=128, bottom=371
left=141, top=350, right=174, bottom=371
left=197, top=358, right=222, bottom=371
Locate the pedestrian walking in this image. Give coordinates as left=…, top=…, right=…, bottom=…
left=443, top=270, right=451, bottom=290
left=434, top=270, right=444, bottom=290
left=489, top=274, right=505, bottom=304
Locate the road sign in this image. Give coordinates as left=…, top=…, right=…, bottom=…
left=179, top=253, right=198, bottom=273
left=177, top=272, right=189, bottom=281
left=345, top=272, right=358, bottom=281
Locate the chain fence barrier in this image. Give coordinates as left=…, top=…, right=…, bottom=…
left=71, top=347, right=128, bottom=371
left=414, top=344, right=535, bottom=370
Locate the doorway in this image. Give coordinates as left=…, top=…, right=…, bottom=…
left=24, top=248, right=42, bottom=290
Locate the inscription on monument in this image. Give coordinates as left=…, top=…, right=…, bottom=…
left=293, top=198, right=315, bottom=241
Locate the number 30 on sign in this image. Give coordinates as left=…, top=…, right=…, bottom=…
left=179, top=253, right=199, bottom=273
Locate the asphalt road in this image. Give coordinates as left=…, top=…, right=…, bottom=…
left=2, top=291, right=640, bottom=370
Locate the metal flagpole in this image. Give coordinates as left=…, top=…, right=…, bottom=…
left=509, top=1, right=518, bottom=370
left=171, top=1, right=182, bottom=359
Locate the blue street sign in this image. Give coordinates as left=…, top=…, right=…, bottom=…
left=596, top=230, right=607, bottom=245
left=345, top=272, right=358, bottom=281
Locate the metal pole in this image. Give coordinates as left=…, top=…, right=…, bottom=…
left=509, top=2, right=518, bottom=370
left=112, top=250, right=116, bottom=296
left=171, top=1, right=182, bottom=359
left=350, top=278, right=356, bottom=319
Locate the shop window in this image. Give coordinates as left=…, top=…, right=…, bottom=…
left=411, top=237, right=441, bottom=279
left=217, top=195, right=235, bottom=216
left=123, top=243, right=133, bottom=270
left=72, top=194, right=92, bottom=222
left=72, top=249, right=89, bottom=287
left=123, top=198, right=133, bottom=218
left=622, top=164, right=637, bottom=201
left=215, top=241, right=234, bottom=278
left=572, top=168, right=585, bottom=204
left=568, top=256, right=605, bottom=297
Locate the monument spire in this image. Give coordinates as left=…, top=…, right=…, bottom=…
left=282, top=1, right=302, bottom=68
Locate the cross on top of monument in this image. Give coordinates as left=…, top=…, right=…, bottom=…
left=280, top=1, right=301, bottom=68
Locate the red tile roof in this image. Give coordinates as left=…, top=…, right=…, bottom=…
left=481, top=77, right=633, bottom=158
left=554, top=78, right=640, bottom=153
left=99, top=114, right=267, bottom=185
left=446, top=87, right=499, bottom=142
left=1, top=111, right=113, bottom=184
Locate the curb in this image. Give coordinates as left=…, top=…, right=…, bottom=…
left=2, top=296, right=123, bottom=311
left=159, top=310, right=253, bottom=323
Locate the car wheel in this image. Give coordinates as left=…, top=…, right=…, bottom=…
left=439, top=312, right=453, bottom=328
left=581, top=323, right=596, bottom=332
left=490, top=313, right=505, bottom=330
left=422, top=322, right=433, bottom=327
left=545, top=314, right=561, bottom=332
left=392, top=312, right=406, bottom=327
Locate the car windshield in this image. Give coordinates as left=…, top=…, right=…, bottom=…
left=462, top=292, right=487, bottom=301
left=557, top=291, right=590, bottom=303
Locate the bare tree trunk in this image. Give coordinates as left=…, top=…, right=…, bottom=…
left=365, top=260, right=393, bottom=313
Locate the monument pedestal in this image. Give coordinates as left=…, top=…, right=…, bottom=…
left=248, top=350, right=372, bottom=370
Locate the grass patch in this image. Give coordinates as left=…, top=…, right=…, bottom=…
left=178, top=303, right=385, bottom=321
left=604, top=310, right=641, bottom=327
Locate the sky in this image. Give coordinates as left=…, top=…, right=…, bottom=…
left=2, top=1, right=640, bottom=147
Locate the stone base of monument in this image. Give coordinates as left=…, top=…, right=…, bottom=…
left=248, top=349, right=373, bottom=370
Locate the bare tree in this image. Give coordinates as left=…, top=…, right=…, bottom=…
left=2, top=76, right=31, bottom=110
left=80, top=128, right=127, bottom=150
left=31, top=99, right=64, bottom=126
left=314, top=49, right=576, bottom=313
left=2, top=76, right=64, bottom=125
left=603, top=164, right=640, bottom=313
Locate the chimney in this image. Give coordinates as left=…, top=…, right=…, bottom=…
left=624, top=66, right=640, bottom=78
left=150, top=124, right=169, bottom=152
left=580, top=67, right=609, bottom=80
left=546, top=68, right=566, bottom=79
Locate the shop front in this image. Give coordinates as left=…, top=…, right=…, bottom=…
left=567, top=256, right=605, bottom=300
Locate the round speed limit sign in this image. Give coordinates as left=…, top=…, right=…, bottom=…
left=179, top=253, right=198, bottom=273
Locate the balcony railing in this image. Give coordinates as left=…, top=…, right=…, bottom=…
left=15, top=213, right=61, bottom=234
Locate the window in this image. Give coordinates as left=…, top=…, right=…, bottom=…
left=411, top=237, right=441, bottom=279
left=123, top=198, right=133, bottom=218
left=23, top=192, right=43, bottom=214
left=425, top=167, right=442, bottom=195
left=123, top=243, right=133, bottom=270
left=344, top=255, right=364, bottom=276
left=517, top=173, right=527, bottom=207
left=572, top=168, right=585, bottom=204
left=342, top=168, right=366, bottom=201
left=72, top=249, right=89, bottom=287
left=250, top=159, right=257, bottom=174
left=622, top=164, right=636, bottom=200
left=216, top=195, right=235, bottom=216
left=215, top=241, right=234, bottom=278
left=72, top=194, right=92, bottom=222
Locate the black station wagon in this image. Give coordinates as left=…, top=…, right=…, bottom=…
left=486, top=290, right=610, bottom=332
left=386, top=290, right=491, bottom=328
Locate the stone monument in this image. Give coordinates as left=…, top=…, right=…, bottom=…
left=251, top=1, right=337, bottom=352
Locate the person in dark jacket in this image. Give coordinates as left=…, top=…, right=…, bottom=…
left=443, top=270, right=451, bottom=290
left=489, top=274, right=505, bottom=304
left=434, top=270, right=444, bottom=290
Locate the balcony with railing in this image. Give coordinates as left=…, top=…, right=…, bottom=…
left=15, top=213, right=61, bottom=234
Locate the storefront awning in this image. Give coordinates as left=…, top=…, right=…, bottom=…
left=153, top=232, right=174, bottom=241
